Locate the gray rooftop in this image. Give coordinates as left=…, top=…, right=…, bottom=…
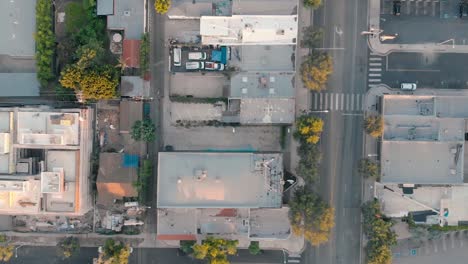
left=107, top=0, right=144, bottom=39
left=157, top=152, right=283, bottom=208
left=120, top=76, right=149, bottom=98
left=231, top=0, right=298, bottom=15
left=0, top=0, right=36, bottom=57
left=239, top=98, right=295, bottom=124
left=229, top=45, right=295, bottom=71
left=0, top=73, right=39, bottom=97
left=97, top=0, right=114, bottom=15
left=167, top=0, right=214, bottom=18
left=230, top=72, right=295, bottom=98
left=381, top=95, right=468, bottom=184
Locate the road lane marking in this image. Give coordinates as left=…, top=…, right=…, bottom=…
left=330, top=93, right=334, bottom=110
left=434, top=241, right=438, bottom=253
left=368, top=79, right=381, bottom=82
left=369, top=57, right=382, bottom=61
left=341, top=94, right=344, bottom=110
left=314, top=93, right=318, bottom=109
left=368, top=73, right=381, bottom=77
left=324, top=93, right=328, bottom=110
left=356, top=94, right=361, bottom=111
left=351, top=95, right=355, bottom=111
left=346, top=94, right=350, bottom=111
left=320, top=93, right=323, bottom=109
left=335, top=93, right=339, bottom=110
left=369, top=68, right=382, bottom=72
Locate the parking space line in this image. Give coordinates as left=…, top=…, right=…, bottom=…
left=386, top=68, right=440, bottom=72
left=442, top=237, right=447, bottom=251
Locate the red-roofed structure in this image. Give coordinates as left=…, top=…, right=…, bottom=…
left=156, top=234, right=197, bottom=241
left=122, top=39, right=141, bottom=68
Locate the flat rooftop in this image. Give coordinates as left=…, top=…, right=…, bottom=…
left=107, top=0, right=144, bottom=39
left=229, top=45, right=296, bottom=71
left=0, top=0, right=36, bottom=57
left=230, top=72, right=295, bottom=98
left=239, top=98, right=295, bottom=124
left=231, top=0, right=298, bottom=15
left=157, top=152, right=283, bottom=208
left=200, top=15, right=298, bottom=45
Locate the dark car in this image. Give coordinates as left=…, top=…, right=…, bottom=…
left=460, top=3, right=467, bottom=18
left=393, top=0, right=401, bottom=16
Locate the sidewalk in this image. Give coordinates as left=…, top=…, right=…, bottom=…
left=367, top=0, right=468, bottom=54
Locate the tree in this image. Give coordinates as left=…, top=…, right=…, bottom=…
left=130, top=119, right=156, bottom=142
left=289, top=187, right=335, bottom=246
left=192, top=237, right=238, bottom=264
left=155, top=0, right=171, bottom=14
left=97, top=239, right=131, bottom=264
left=58, top=237, right=80, bottom=259
left=302, top=27, right=323, bottom=49
left=248, top=241, right=261, bottom=255
left=361, top=200, right=397, bottom=264
left=294, top=115, right=324, bottom=144
left=36, top=0, right=56, bottom=87
left=304, top=0, right=322, bottom=9
left=301, top=52, right=333, bottom=91
left=358, top=158, right=379, bottom=179
left=0, top=245, right=13, bottom=262
left=296, top=143, right=321, bottom=183
left=140, top=33, right=150, bottom=77
left=180, top=240, right=196, bottom=255
left=365, top=115, right=383, bottom=138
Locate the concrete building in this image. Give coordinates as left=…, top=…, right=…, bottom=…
left=0, top=106, right=93, bottom=215
left=156, top=152, right=291, bottom=241
left=377, top=94, right=468, bottom=226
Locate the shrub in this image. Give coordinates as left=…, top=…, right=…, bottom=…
left=358, top=158, right=379, bottom=179
left=58, top=237, right=80, bottom=259
left=301, top=52, right=333, bottom=91
left=364, top=115, right=384, bottom=138
left=304, top=0, right=322, bottom=9
left=248, top=241, right=261, bottom=255
left=35, top=0, right=56, bottom=87
left=130, top=119, right=156, bottom=142
left=140, top=33, right=150, bottom=77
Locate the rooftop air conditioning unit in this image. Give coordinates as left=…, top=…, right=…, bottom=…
left=124, top=10, right=131, bottom=16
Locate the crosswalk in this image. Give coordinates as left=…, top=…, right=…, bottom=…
left=286, top=253, right=302, bottom=263
left=311, top=92, right=365, bottom=112
left=368, top=53, right=384, bottom=88
left=381, top=0, right=440, bottom=17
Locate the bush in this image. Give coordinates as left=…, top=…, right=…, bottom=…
left=140, top=33, right=150, bottom=77
left=301, top=52, right=333, bottom=91
left=65, top=2, right=87, bottom=34
left=130, top=119, right=156, bottom=142
left=98, top=239, right=131, bottom=264
left=180, top=240, right=196, bottom=255
left=192, top=237, right=238, bottom=263
left=134, top=159, right=153, bottom=203
left=35, top=0, right=56, bottom=87
left=365, top=115, right=384, bottom=138
left=294, top=115, right=324, bottom=144
left=58, top=237, right=80, bottom=259
left=248, top=241, right=261, bottom=255
left=155, top=0, right=171, bottom=14
left=358, top=158, right=379, bottom=179
left=304, top=0, right=322, bottom=9
left=302, top=27, right=323, bottom=49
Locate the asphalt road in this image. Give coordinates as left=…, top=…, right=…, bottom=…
left=379, top=52, right=468, bottom=89
left=304, top=0, right=368, bottom=263
left=10, top=246, right=285, bottom=264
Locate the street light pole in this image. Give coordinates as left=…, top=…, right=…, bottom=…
left=15, top=245, right=24, bottom=258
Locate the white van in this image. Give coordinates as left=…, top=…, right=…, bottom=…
left=401, top=83, right=417, bottom=91
left=188, top=52, right=207, bottom=60
left=186, top=61, right=204, bottom=70
left=173, top=48, right=181, bottom=66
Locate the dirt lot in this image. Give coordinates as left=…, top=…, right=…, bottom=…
left=170, top=73, right=227, bottom=97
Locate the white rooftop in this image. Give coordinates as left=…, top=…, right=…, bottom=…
left=157, top=152, right=283, bottom=208
left=200, top=15, right=298, bottom=45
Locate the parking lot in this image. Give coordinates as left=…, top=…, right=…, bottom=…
left=170, top=46, right=229, bottom=72
left=380, top=0, right=468, bottom=44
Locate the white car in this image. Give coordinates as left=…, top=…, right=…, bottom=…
left=401, top=83, right=417, bottom=91
left=204, top=62, right=224, bottom=71
left=185, top=61, right=204, bottom=70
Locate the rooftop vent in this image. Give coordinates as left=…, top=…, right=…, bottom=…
left=124, top=10, right=131, bottom=16
left=277, top=29, right=285, bottom=35
left=195, top=170, right=208, bottom=181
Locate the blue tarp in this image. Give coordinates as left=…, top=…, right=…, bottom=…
left=211, top=46, right=228, bottom=64
left=123, top=154, right=139, bottom=168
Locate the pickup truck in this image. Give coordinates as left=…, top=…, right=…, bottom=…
left=204, top=62, right=225, bottom=71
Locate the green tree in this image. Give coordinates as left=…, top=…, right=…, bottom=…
left=361, top=200, right=397, bottom=264
left=98, top=239, right=131, bottom=264
left=296, top=143, right=321, bottom=183
left=358, top=158, right=379, bottom=179
left=248, top=241, right=261, bottom=255
left=289, top=187, right=335, bottom=246
left=301, top=52, right=333, bottom=91
left=58, top=237, right=80, bottom=259
left=302, top=27, right=323, bottom=49
left=192, top=237, right=238, bottom=264
left=35, top=0, right=56, bottom=87
left=130, top=119, right=156, bottom=142
left=140, top=33, right=150, bottom=77
left=155, top=0, right=171, bottom=14
left=304, top=0, right=322, bottom=9
left=365, top=115, right=384, bottom=138
left=180, top=240, right=196, bottom=255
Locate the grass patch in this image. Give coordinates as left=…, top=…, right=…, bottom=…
left=36, top=0, right=56, bottom=87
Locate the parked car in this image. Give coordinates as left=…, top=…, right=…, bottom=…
left=393, top=0, right=401, bottom=16
left=185, top=61, right=204, bottom=70
left=204, top=62, right=225, bottom=71
left=460, top=2, right=467, bottom=18
left=173, top=48, right=181, bottom=66
left=401, top=83, right=417, bottom=91
left=188, top=52, right=207, bottom=60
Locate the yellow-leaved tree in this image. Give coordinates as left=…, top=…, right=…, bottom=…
left=364, top=115, right=384, bottom=138
left=289, top=187, right=335, bottom=246
left=295, top=115, right=324, bottom=145
left=192, top=237, right=238, bottom=264
left=155, top=0, right=171, bottom=14
left=301, top=52, right=333, bottom=91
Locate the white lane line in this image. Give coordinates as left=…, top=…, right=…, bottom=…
left=442, top=237, right=447, bottom=251
left=288, top=260, right=300, bottom=263
left=368, top=73, right=381, bottom=77
left=344, top=183, right=347, bottom=193
left=369, top=63, right=382, bottom=67
left=369, top=79, right=381, bottom=82
left=319, top=93, right=323, bottom=109
left=314, top=93, right=318, bottom=109
left=346, top=94, right=350, bottom=111
left=369, top=68, right=382, bottom=72
left=370, top=52, right=379, bottom=55
left=351, top=94, right=355, bottom=111
left=341, top=94, right=344, bottom=111
left=330, top=93, right=334, bottom=110
left=369, top=57, right=382, bottom=61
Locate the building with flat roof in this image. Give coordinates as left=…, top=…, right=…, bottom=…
left=107, top=0, right=145, bottom=39
left=0, top=106, right=93, bottom=215
left=157, top=152, right=290, bottom=241
left=380, top=95, right=468, bottom=185
left=200, top=15, right=298, bottom=46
